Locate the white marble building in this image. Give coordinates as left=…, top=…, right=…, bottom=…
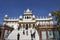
left=3, top=9, right=53, bottom=29
left=3, top=9, right=59, bottom=40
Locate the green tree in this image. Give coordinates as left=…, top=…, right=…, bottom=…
left=51, top=10, right=60, bottom=37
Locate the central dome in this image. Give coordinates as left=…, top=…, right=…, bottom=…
left=24, top=8, right=32, bottom=15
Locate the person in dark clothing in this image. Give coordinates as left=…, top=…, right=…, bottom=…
left=33, top=32, right=35, bottom=38
left=31, top=33, right=33, bottom=40
left=18, top=26, right=20, bottom=30
left=23, top=30, right=25, bottom=35
left=17, top=33, right=20, bottom=40
left=31, top=31, right=36, bottom=39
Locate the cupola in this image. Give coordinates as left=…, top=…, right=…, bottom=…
left=48, top=13, right=52, bottom=17
left=24, top=8, right=32, bottom=15
left=19, top=16, right=22, bottom=20
left=4, top=14, right=8, bottom=19
left=32, top=15, right=35, bottom=20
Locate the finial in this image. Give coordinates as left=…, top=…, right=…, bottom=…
left=43, top=16, right=44, bottom=18
left=40, top=16, right=41, bottom=18
left=45, top=16, right=47, bottom=19
left=24, top=10, right=25, bottom=12
left=37, top=16, right=38, bottom=18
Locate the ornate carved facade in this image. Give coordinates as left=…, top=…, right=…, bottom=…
left=0, top=9, right=59, bottom=40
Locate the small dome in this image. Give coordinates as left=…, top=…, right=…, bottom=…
left=26, top=9, right=31, bottom=12
left=48, top=13, right=51, bottom=16
left=19, top=16, right=22, bottom=19
left=33, top=15, right=35, bottom=18
left=24, top=8, right=32, bottom=15
left=5, top=14, right=8, bottom=17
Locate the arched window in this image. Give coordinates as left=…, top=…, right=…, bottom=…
left=25, top=17, right=26, bottom=19
left=27, top=16, right=28, bottom=19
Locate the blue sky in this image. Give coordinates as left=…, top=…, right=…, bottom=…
left=0, top=0, right=60, bottom=24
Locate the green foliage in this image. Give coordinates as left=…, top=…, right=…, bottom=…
left=52, top=10, right=60, bottom=36
left=51, top=10, right=60, bottom=25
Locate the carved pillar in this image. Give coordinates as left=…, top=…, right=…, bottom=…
left=25, top=24, right=26, bottom=28
left=31, top=24, right=33, bottom=28
left=40, top=30, right=42, bottom=40
left=28, top=24, right=29, bottom=28
left=29, top=24, right=30, bottom=28
left=46, top=29, right=48, bottom=40
left=21, top=24, right=23, bottom=28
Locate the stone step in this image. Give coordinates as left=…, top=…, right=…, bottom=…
left=7, top=28, right=39, bottom=40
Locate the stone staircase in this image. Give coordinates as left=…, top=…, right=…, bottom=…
left=6, top=28, right=39, bottom=40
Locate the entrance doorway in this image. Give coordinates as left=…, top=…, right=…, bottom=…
left=42, top=31, right=46, bottom=40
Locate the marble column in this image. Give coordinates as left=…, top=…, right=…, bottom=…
left=21, top=24, right=23, bottom=28
left=25, top=24, right=26, bottom=28
left=28, top=24, right=29, bottom=28
left=31, top=24, right=33, bottom=28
